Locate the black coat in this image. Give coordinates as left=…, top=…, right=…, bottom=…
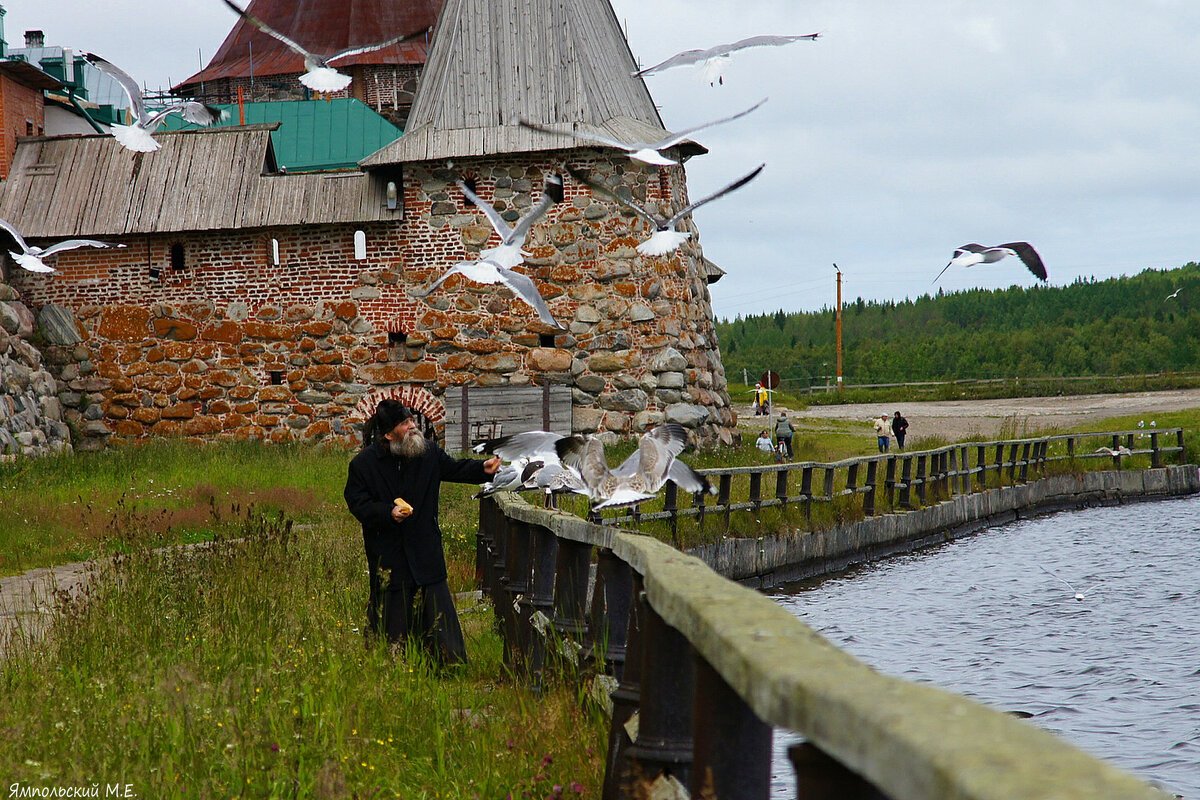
left=344, top=441, right=488, bottom=585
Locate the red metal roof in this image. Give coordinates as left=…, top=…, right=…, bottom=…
left=177, top=0, right=442, bottom=89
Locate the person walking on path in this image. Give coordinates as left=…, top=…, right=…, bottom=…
left=344, top=399, right=500, bottom=666
left=754, top=382, right=769, bottom=415
left=892, top=411, right=909, bottom=451
left=774, top=412, right=795, bottom=459
left=873, top=414, right=891, bottom=453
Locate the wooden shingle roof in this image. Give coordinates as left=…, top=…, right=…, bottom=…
left=0, top=126, right=398, bottom=239
left=361, top=0, right=696, bottom=165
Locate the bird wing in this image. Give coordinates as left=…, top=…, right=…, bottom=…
left=720, top=33, right=822, bottom=54
left=1038, top=564, right=1077, bottom=593
left=505, top=175, right=563, bottom=245
left=495, top=266, right=564, bottom=329
left=631, top=48, right=710, bottom=77
left=665, top=164, right=765, bottom=227
left=565, top=166, right=662, bottom=227
left=221, top=0, right=316, bottom=60
left=518, top=119, right=637, bottom=152
left=476, top=430, right=564, bottom=462
left=997, top=242, right=1047, bottom=281
left=0, top=217, right=29, bottom=253
left=666, top=459, right=713, bottom=495
left=39, top=239, right=122, bottom=257
left=651, top=98, right=767, bottom=150
left=327, top=30, right=426, bottom=64
left=458, top=180, right=514, bottom=241
left=410, top=262, right=467, bottom=297
left=180, top=102, right=226, bottom=126
left=83, top=53, right=146, bottom=124
left=957, top=243, right=988, bottom=254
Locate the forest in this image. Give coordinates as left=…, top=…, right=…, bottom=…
left=715, top=263, right=1200, bottom=388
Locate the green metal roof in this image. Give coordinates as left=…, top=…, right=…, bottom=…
left=162, top=98, right=401, bottom=172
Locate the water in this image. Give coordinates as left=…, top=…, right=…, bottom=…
left=766, top=494, right=1200, bottom=799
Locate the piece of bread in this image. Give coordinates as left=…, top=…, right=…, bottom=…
left=393, top=497, right=413, bottom=514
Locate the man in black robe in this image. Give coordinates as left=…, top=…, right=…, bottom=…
left=344, top=399, right=499, bottom=665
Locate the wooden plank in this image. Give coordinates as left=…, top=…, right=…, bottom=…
left=443, top=384, right=572, bottom=452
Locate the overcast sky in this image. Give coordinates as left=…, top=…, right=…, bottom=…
left=7, top=0, right=1200, bottom=318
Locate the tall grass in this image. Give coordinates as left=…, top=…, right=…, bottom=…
left=0, top=510, right=606, bottom=798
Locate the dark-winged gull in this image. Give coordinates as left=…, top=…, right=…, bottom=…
left=83, top=54, right=225, bottom=153
left=933, top=242, right=1048, bottom=284
left=221, top=0, right=424, bottom=93
left=633, top=33, right=821, bottom=86
left=556, top=423, right=714, bottom=510
left=566, top=164, right=764, bottom=256
left=457, top=174, right=564, bottom=268
left=518, top=99, right=766, bottom=167
left=0, top=217, right=125, bottom=274
left=471, top=430, right=568, bottom=497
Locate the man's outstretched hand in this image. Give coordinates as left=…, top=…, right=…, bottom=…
left=483, top=456, right=501, bottom=475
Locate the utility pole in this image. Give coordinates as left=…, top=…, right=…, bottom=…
left=834, top=264, right=843, bottom=393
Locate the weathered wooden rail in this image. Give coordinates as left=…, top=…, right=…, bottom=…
left=595, top=427, right=1186, bottom=535
left=476, top=432, right=1188, bottom=800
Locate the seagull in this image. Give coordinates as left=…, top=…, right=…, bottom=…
left=633, top=34, right=821, bottom=86
left=1038, top=565, right=1101, bottom=602
left=411, top=259, right=563, bottom=329
left=472, top=430, right=572, bottom=498
left=1166, top=287, right=1183, bottom=300
left=83, top=54, right=225, bottom=153
left=457, top=174, right=564, bottom=268
left=933, top=242, right=1048, bottom=284
left=0, top=217, right=125, bottom=273
left=518, top=99, right=766, bottom=167
left=557, top=423, right=714, bottom=510
left=221, top=0, right=423, bottom=93
left=1093, top=445, right=1132, bottom=457
left=566, top=164, right=764, bottom=256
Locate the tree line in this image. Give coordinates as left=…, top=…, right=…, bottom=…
left=716, top=264, right=1200, bottom=387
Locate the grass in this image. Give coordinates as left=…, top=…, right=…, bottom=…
left=1, top=510, right=606, bottom=799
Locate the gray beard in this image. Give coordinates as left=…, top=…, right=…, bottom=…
left=389, top=430, right=428, bottom=459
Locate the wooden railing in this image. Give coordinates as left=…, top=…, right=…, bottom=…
left=592, top=428, right=1186, bottom=536
left=475, top=430, right=1187, bottom=799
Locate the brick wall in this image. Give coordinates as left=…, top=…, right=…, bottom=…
left=0, top=75, right=46, bottom=179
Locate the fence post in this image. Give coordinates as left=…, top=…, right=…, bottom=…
left=863, top=460, right=878, bottom=517
left=550, top=537, right=592, bottom=669
left=622, top=603, right=696, bottom=793
left=750, top=472, right=763, bottom=514
left=663, top=483, right=678, bottom=546
left=1150, top=432, right=1161, bottom=468
left=1066, top=435, right=1075, bottom=462
left=884, top=456, right=896, bottom=507
left=587, top=548, right=634, bottom=680
left=800, top=466, right=813, bottom=520
left=993, top=443, right=1004, bottom=484
left=718, top=474, right=732, bottom=529
left=899, top=456, right=913, bottom=510
left=1018, top=442, right=1031, bottom=483
left=504, top=517, right=533, bottom=672
left=602, top=573, right=645, bottom=800
left=1007, top=444, right=1019, bottom=482
left=1177, top=429, right=1185, bottom=464
left=975, top=445, right=987, bottom=490
left=789, top=742, right=891, bottom=800
left=691, top=655, right=772, bottom=800
left=777, top=468, right=790, bottom=511
left=527, top=523, right=559, bottom=693
left=914, top=455, right=927, bottom=506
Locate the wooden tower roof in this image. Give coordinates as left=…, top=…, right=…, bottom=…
left=177, top=0, right=443, bottom=91
left=361, top=0, right=696, bottom=165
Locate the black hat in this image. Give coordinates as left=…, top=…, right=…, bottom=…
left=361, top=399, right=413, bottom=449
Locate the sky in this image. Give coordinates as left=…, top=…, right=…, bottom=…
left=6, top=0, right=1200, bottom=319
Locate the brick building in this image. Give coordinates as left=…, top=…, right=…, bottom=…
left=0, top=0, right=738, bottom=450
left=0, top=56, right=58, bottom=178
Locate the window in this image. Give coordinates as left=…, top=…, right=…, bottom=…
left=538, top=333, right=556, bottom=347
left=268, top=370, right=285, bottom=386
left=353, top=230, right=367, bottom=260
left=170, top=243, right=186, bottom=271
left=388, top=331, right=407, bottom=346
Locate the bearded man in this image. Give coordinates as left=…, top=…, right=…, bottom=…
left=344, top=399, right=500, bottom=664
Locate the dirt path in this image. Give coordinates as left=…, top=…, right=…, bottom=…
left=738, top=388, right=1200, bottom=443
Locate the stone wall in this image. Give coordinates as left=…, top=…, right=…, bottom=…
left=8, top=151, right=737, bottom=449
left=0, top=269, right=71, bottom=458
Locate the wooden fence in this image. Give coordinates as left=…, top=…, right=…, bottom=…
left=475, top=430, right=1187, bottom=799
left=593, top=427, right=1186, bottom=537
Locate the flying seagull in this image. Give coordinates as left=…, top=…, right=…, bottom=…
left=933, top=242, right=1048, bottom=284
left=633, top=34, right=821, bottom=86
left=566, top=164, right=764, bottom=256
left=557, top=423, right=714, bottom=510
left=1038, top=565, right=1101, bottom=602
left=518, top=98, right=766, bottom=167
left=1166, top=287, right=1183, bottom=300
left=457, top=174, right=564, bottom=268
left=221, top=0, right=423, bottom=93
left=84, top=54, right=225, bottom=153
left=0, top=217, right=125, bottom=273
left=471, top=430, right=568, bottom=498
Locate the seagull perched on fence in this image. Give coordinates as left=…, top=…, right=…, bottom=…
left=1038, top=565, right=1101, bottom=602
left=471, top=430, right=568, bottom=497
left=556, top=423, right=714, bottom=510
left=566, top=164, right=764, bottom=256
left=84, top=54, right=225, bottom=152
left=633, top=33, right=821, bottom=86
left=412, top=176, right=564, bottom=328
left=457, top=175, right=563, bottom=268
left=518, top=99, right=766, bottom=167
left=220, top=0, right=424, bottom=93
left=933, top=242, right=1048, bottom=284
left=0, top=217, right=125, bottom=273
